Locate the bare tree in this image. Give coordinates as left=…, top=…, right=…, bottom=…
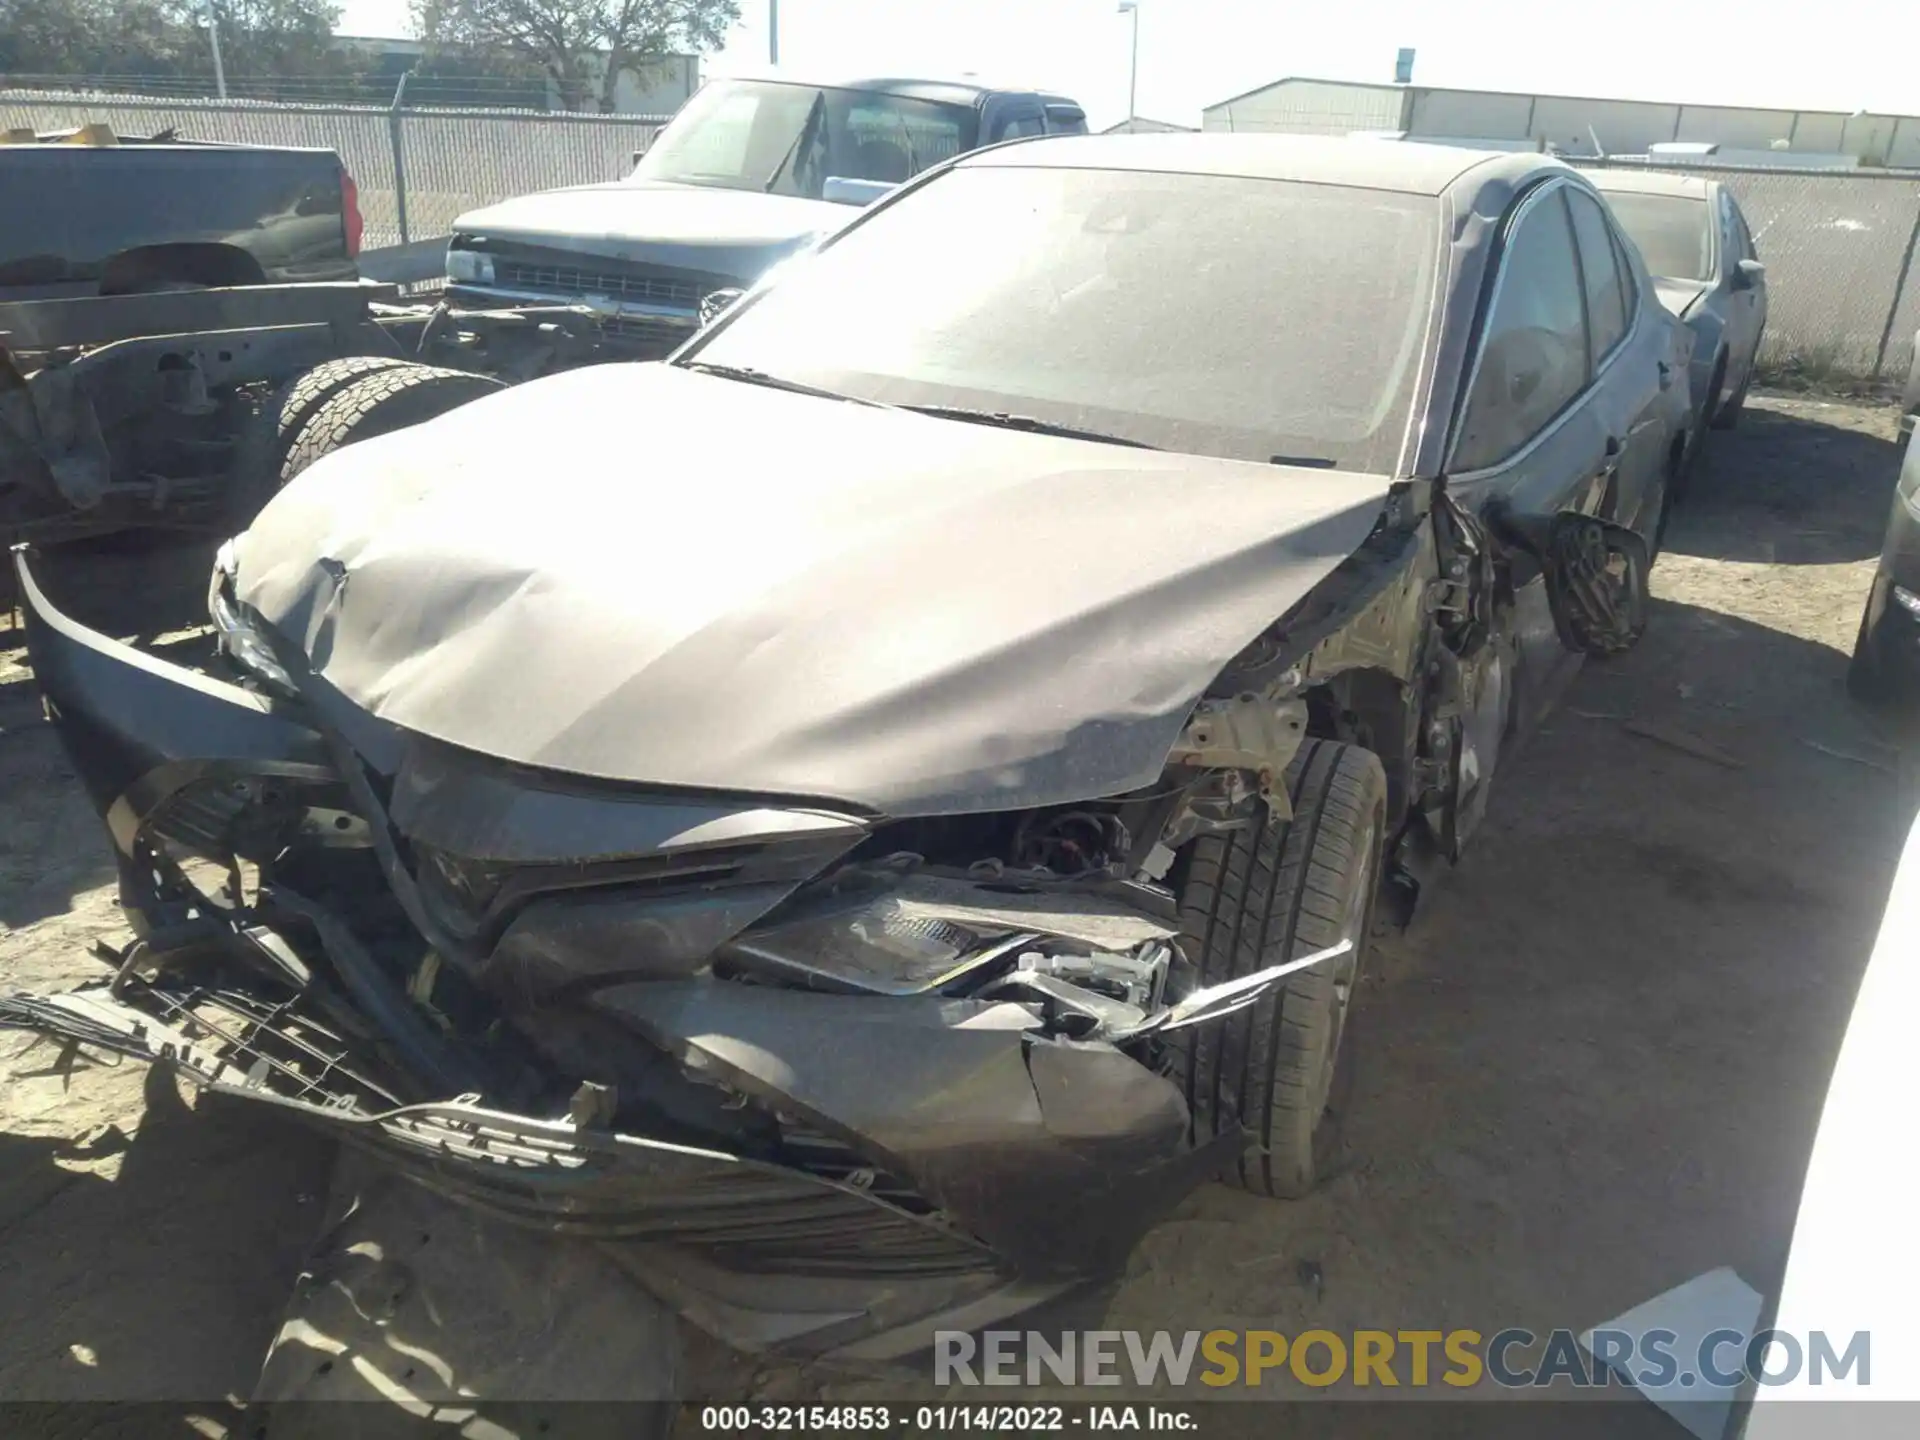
left=412, top=0, right=737, bottom=112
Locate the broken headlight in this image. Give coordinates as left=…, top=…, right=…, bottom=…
left=719, top=883, right=1034, bottom=996
left=444, top=247, right=495, bottom=285
left=209, top=541, right=296, bottom=695
left=716, top=876, right=1179, bottom=1043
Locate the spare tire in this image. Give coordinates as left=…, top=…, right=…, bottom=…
left=280, top=363, right=505, bottom=487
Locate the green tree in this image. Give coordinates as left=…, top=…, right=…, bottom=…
left=205, top=0, right=342, bottom=78
left=411, top=0, right=736, bottom=111
left=0, top=0, right=342, bottom=86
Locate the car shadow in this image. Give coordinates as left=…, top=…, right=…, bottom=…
left=803, top=583, right=1918, bottom=1420
left=0, top=1060, right=335, bottom=1416
left=1664, top=397, right=1906, bottom=566
left=0, top=703, right=119, bottom=934
left=3, top=534, right=220, bottom=662
left=1324, top=587, right=1912, bottom=1389
left=1, top=538, right=225, bottom=933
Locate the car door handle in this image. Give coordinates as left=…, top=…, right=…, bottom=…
left=1657, top=361, right=1675, bottom=390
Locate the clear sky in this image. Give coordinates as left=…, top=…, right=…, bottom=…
left=334, top=0, right=1913, bottom=131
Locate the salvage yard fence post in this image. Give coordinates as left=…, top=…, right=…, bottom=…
left=389, top=71, right=412, bottom=247
left=0, top=86, right=673, bottom=257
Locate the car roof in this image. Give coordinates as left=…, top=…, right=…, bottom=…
left=708, top=72, right=1068, bottom=108
left=957, top=132, right=1569, bottom=198
left=1583, top=167, right=1715, bottom=200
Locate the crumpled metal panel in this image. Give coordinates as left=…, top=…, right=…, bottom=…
left=233, top=362, right=1395, bottom=817
left=593, top=978, right=1228, bottom=1281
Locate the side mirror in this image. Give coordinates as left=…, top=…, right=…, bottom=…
left=1732, top=258, right=1765, bottom=291
left=698, top=287, right=746, bottom=327
left=822, top=175, right=895, bottom=206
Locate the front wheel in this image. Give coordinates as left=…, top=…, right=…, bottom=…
left=1174, top=739, right=1388, bottom=1199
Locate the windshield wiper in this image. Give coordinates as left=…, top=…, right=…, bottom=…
left=679, top=361, right=879, bottom=405
left=895, top=404, right=1160, bottom=450
left=764, top=91, right=827, bottom=193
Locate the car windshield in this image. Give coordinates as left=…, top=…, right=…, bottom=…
left=1603, top=192, right=1713, bottom=282
left=633, top=79, right=979, bottom=201
left=684, top=164, right=1438, bottom=472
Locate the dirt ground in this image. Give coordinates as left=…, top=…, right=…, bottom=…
left=1, top=395, right=1913, bottom=1429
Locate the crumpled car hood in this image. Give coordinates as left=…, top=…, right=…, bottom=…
left=452, top=180, right=846, bottom=278
left=233, top=364, right=1396, bottom=817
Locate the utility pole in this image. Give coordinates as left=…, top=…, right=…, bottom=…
left=205, top=0, right=229, bottom=99
left=769, top=0, right=779, bottom=65
left=1118, top=0, right=1138, bottom=122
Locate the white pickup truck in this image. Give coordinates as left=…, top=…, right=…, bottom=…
left=442, top=74, right=1088, bottom=355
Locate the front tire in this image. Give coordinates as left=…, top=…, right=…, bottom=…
left=1175, top=739, right=1388, bottom=1199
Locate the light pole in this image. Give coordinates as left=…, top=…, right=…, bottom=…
left=205, top=0, right=229, bottom=99
left=1117, top=0, right=1138, bottom=124
left=769, top=0, right=780, bottom=65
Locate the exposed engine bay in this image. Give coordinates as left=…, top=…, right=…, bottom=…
left=0, top=362, right=1655, bottom=1363
left=8, top=542, right=1415, bottom=1358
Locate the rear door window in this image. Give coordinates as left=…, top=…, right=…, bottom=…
left=1718, top=192, right=1742, bottom=275
left=1045, top=104, right=1089, bottom=135
left=1453, top=187, right=1593, bottom=472
left=1730, top=199, right=1758, bottom=260
left=846, top=102, right=967, bottom=176
left=990, top=103, right=1047, bottom=142
left=1567, top=188, right=1631, bottom=365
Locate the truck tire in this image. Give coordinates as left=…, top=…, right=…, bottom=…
left=280, top=364, right=504, bottom=487
left=1174, top=738, right=1387, bottom=1200
left=232, top=356, right=415, bottom=519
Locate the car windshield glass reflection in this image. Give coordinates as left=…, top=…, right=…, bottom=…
left=687, top=165, right=1438, bottom=473
left=1605, top=193, right=1713, bottom=282
left=635, top=80, right=978, bottom=200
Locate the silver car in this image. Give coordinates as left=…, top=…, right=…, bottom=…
left=1591, top=169, right=1768, bottom=436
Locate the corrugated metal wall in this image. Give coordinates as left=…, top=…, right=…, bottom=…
left=1206, top=78, right=1920, bottom=168
left=1203, top=79, right=1406, bottom=136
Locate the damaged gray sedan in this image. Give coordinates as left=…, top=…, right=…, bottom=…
left=5, top=135, right=1688, bottom=1362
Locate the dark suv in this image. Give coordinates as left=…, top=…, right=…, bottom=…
left=443, top=75, right=1087, bottom=354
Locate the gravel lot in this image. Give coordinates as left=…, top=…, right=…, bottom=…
left=0, top=394, right=1912, bottom=1430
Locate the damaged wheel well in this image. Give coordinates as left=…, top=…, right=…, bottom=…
left=1304, top=667, right=1417, bottom=826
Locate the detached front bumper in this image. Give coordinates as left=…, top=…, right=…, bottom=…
left=5, top=546, right=1234, bottom=1360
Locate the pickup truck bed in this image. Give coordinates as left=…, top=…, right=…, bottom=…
left=0, top=138, right=360, bottom=299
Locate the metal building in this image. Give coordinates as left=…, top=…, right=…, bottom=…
left=1201, top=77, right=1920, bottom=168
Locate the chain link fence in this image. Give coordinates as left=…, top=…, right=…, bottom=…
left=1578, top=159, right=1920, bottom=385
left=0, top=89, right=671, bottom=252
left=5, top=89, right=1919, bottom=385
